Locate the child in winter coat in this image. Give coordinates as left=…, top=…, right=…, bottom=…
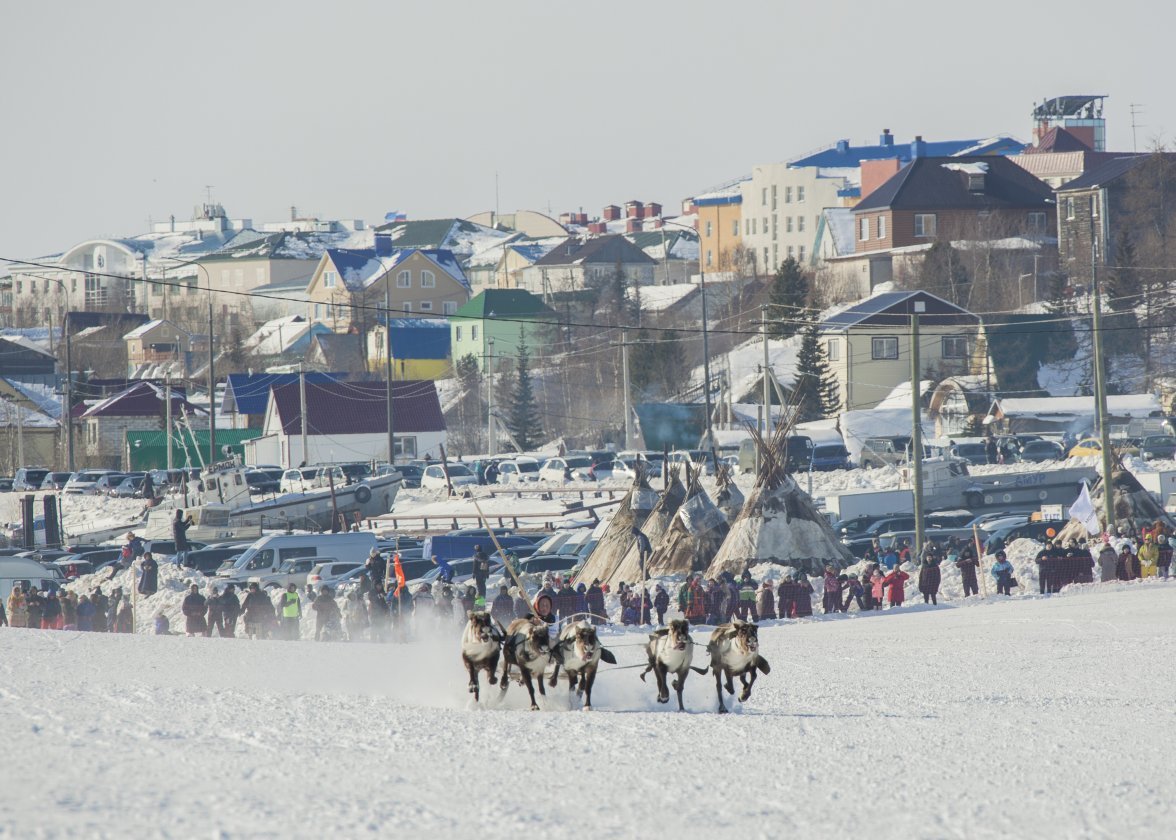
left=870, top=570, right=885, bottom=609
left=991, top=551, right=1015, bottom=595
left=844, top=575, right=865, bottom=611
left=882, top=567, right=910, bottom=607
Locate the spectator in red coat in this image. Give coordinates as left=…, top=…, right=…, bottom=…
left=821, top=566, right=842, bottom=614
left=882, top=567, right=910, bottom=607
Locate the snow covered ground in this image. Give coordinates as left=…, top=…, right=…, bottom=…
left=2, top=581, right=1173, bottom=837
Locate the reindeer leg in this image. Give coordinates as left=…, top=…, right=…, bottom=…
left=724, top=668, right=736, bottom=696
left=739, top=669, right=758, bottom=702
left=522, top=669, right=539, bottom=711
left=673, top=667, right=688, bottom=712
left=655, top=662, right=670, bottom=704
left=465, top=658, right=480, bottom=702
left=487, top=653, right=499, bottom=685
left=714, top=666, right=727, bottom=714
left=499, top=655, right=511, bottom=694
left=548, top=660, right=561, bottom=689
left=582, top=665, right=596, bottom=711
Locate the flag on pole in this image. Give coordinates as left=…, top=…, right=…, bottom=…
left=1069, top=481, right=1101, bottom=535
left=392, top=552, right=406, bottom=596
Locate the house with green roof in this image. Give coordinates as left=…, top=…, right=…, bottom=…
left=450, top=290, right=559, bottom=372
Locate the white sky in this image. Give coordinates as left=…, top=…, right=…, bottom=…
left=0, top=0, right=1168, bottom=261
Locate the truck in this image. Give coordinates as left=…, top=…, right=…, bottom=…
left=1130, top=469, right=1176, bottom=505
left=823, top=489, right=915, bottom=524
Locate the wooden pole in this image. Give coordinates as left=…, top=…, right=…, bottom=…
left=972, top=524, right=988, bottom=598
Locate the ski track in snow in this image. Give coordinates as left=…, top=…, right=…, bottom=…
left=1, top=583, right=1174, bottom=838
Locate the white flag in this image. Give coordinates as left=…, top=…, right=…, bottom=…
left=1069, top=481, right=1101, bottom=535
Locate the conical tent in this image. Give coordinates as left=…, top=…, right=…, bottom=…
left=574, top=466, right=657, bottom=585
left=1057, top=468, right=1176, bottom=543
left=706, top=424, right=853, bottom=578
left=605, top=467, right=687, bottom=588
left=646, top=464, right=730, bottom=578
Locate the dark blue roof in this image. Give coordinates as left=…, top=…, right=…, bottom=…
left=325, top=248, right=380, bottom=277
left=377, top=319, right=451, bottom=360
left=223, top=372, right=349, bottom=416
left=822, top=291, right=978, bottom=330
left=790, top=136, right=1023, bottom=169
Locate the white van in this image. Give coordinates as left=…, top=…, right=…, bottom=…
left=0, top=556, right=65, bottom=603
left=216, top=532, right=377, bottom=581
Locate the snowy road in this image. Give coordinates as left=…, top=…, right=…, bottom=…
left=1, top=584, right=1173, bottom=838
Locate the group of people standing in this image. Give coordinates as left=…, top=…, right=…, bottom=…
left=4, top=584, right=133, bottom=632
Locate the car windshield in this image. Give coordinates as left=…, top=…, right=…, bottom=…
left=48, top=472, right=72, bottom=481
left=24, top=470, right=49, bottom=483
left=448, top=465, right=474, bottom=477
left=564, top=457, right=591, bottom=468
left=517, top=461, right=539, bottom=473
left=1146, top=436, right=1176, bottom=446
left=815, top=446, right=847, bottom=457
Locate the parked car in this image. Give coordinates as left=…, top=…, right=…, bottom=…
left=181, top=546, right=246, bottom=575
left=538, top=456, right=593, bottom=483
left=858, top=436, right=918, bottom=470
left=245, top=469, right=281, bottom=495
left=39, top=471, right=74, bottom=491
left=63, top=469, right=117, bottom=495
left=951, top=441, right=990, bottom=466
left=1068, top=438, right=1104, bottom=458
left=305, top=560, right=366, bottom=589
left=0, top=477, right=13, bottom=493
left=983, top=520, right=1067, bottom=555
left=279, top=467, right=319, bottom=494
left=112, top=475, right=145, bottom=498
left=394, top=464, right=423, bottom=489
left=497, top=458, right=541, bottom=484
left=1141, top=435, right=1176, bottom=461
left=258, top=557, right=337, bottom=590
left=1019, top=440, right=1065, bottom=463
left=92, top=473, right=130, bottom=496
left=421, top=463, right=478, bottom=491
left=810, top=443, right=851, bottom=472
left=13, top=467, right=51, bottom=492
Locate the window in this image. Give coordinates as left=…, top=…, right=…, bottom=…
left=419, top=300, right=433, bottom=311
left=877, top=216, right=886, bottom=239
left=705, top=220, right=713, bottom=237
left=71, top=277, right=77, bottom=293
left=323, top=270, right=336, bottom=288
left=942, top=335, right=969, bottom=358
left=871, top=336, right=899, bottom=360
left=761, top=187, right=768, bottom=206
left=443, top=300, right=457, bottom=315
left=797, top=186, right=806, bottom=203
left=787, top=246, right=795, bottom=258
left=763, top=247, right=769, bottom=267
left=471, top=325, right=479, bottom=340
left=771, top=185, right=777, bottom=210
left=732, top=219, right=739, bottom=236
left=1091, top=194, right=1100, bottom=218
left=402, top=302, right=412, bottom=312
left=421, top=270, right=436, bottom=288
left=706, top=249, right=713, bottom=267
left=860, top=217, right=870, bottom=241
left=314, top=303, right=322, bottom=319
left=798, top=245, right=806, bottom=262
left=455, top=326, right=462, bottom=341
left=762, top=216, right=768, bottom=234
left=750, top=219, right=757, bottom=235
left=1065, top=198, right=1075, bottom=220
left=797, top=216, right=805, bottom=233
left=786, top=217, right=794, bottom=233
left=1027, top=211, right=1047, bottom=235
left=397, top=270, right=411, bottom=288
left=827, top=339, right=840, bottom=361
left=784, top=186, right=792, bottom=204
left=914, top=214, right=937, bottom=237
left=15, top=281, right=20, bottom=294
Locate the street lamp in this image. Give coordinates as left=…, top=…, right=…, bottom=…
left=660, top=218, right=715, bottom=468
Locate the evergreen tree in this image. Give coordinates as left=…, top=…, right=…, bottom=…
left=454, top=354, right=482, bottom=452
left=505, top=336, right=543, bottom=451
left=1106, top=229, right=1141, bottom=312
left=792, top=319, right=840, bottom=422
left=917, top=241, right=970, bottom=305
left=768, top=257, right=809, bottom=338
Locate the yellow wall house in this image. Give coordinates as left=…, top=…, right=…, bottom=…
left=693, top=181, right=745, bottom=273
left=305, top=235, right=471, bottom=333
left=365, top=319, right=452, bottom=380
left=820, top=290, right=983, bottom=412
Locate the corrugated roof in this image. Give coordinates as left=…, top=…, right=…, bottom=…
left=821, top=290, right=979, bottom=329
left=533, top=234, right=655, bottom=267
left=223, top=372, right=346, bottom=416
left=454, top=289, right=557, bottom=319
left=81, top=381, right=204, bottom=419
left=269, top=379, right=445, bottom=435
left=855, top=156, right=1054, bottom=212
left=1056, top=155, right=1152, bottom=192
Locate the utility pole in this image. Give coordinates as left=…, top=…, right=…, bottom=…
left=64, top=322, right=74, bottom=471
left=207, top=292, right=216, bottom=464
left=486, top=338, right=496, bottom=456
left=385, top=296, right=395, bottom=465
left=761, top=305, right=770, bottom=433
left=701, top=225, right=715, bottom=471
left=298, top=362, right=309, bottom=468
left=910, top=307, right=925, bottom=558
left=165, top=375, right=173, bottom=470
left=621, top=330, right=634, bottom=449
left=1091, top=232, right=1116, bottom=533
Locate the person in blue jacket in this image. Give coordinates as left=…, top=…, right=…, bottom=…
left=991, top=550, right=1015, bottom=596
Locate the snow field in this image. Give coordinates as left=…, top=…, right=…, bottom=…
left=1, top=582, right=1173, bottom=838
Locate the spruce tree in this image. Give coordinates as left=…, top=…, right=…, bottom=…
left=506, top=336, right=543, bottom=451
left=793, top=319, right=840, bottom=422
left=768, top=257, right=809, bottom=338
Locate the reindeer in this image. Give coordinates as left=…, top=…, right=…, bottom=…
left=706, top=619, right=771, bottom=714
left=641, top=619, right=707, bottom=711
left=549, top=621, right=616, bottom=711
left=460, top=611, right=502, bottom=703
left=500, top=617, right=553, bottom=711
